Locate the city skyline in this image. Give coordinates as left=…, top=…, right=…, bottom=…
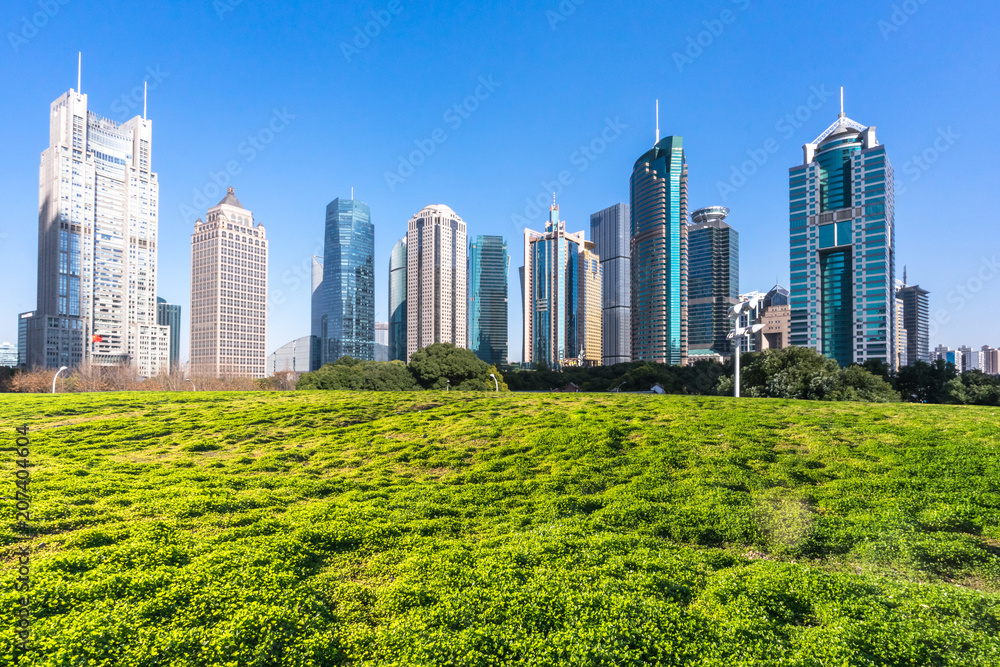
left=1, top=2, right=997, bottom=364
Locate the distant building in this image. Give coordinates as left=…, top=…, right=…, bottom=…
left=896, top=278, right=930, bottom=365
left=687, top=206, right=739, bottom=360
left=17, top=312, right=34, bottom=367
left=0, top=343, right=17, bottom=368
left=934, top=345, right=962, bottom=372
left=895, top=297, right=908, bottom=369
left=310, top=256, right=323, bottom=370
left=374, top=322, right=389, bottom=362
left=406, top=205, right=467, bottom=361
left=268, top=336, right=315, bottom=375
left=737, top=285, right=789, bottom=353
left=469, top=235, right=509, bottom=366
left=983, top=346, right=999, bottom=375
left=190, top=187, right=268, bottom=378
left=388, top=237, right=407, bottom=362
left=590, top=203, right=631, bottom=365
left=156, top=298, right=181, bottom=372
left=959, top=345, right=982, bottom=373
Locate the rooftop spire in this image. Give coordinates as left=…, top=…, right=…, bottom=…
left=143, top=80, right=147, bottom=120
left=655, top=99, right=660, bottom=144
left=77, top=51, right=81, bottom=93
left=839, top=86, right=845, bottom=118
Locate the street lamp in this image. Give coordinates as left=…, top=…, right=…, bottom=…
left=445, top=379, right=450, bottom=391
left=52, top=366, right=68, bottom=394
left=615, top=382, right=626, bottom=393
left=727, top=298, right=766, bottom=398
left=488, top=373, right=498, bottom=392
left=186, top=378, right=196, bottom=392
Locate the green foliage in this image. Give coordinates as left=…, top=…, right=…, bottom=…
left=407, top=343, right=505, bottom=391
left=1, top=392, right=999, bottom=665
left=297, top=357, right=420, bottom=391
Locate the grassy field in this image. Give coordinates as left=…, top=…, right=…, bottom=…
left=1, top=391, right=999, bottom=666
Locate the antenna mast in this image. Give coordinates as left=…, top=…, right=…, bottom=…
left=655, top=99, right=660, bottom=144
left=839, top=87, right=845, bottom=118
left=77, top=52, right=81, bottom=93
left=143, top=81, right=147, bottom=120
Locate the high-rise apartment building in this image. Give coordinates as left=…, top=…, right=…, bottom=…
left=27, top=83, right=169, bottom=377
left=315, top=198, right=375, bottom=364
left=522, top=204, right=602, bottom=369
left=17, top=312, right=34, bottom=367
left=958, top=345, right=982, bottom=373
left=789, top=103, right=896, bottom=369
left=895, top=280, right=930, bottom=365
left=190, top=187, right=268, bottom=377
left=469, top=235, right=509, bottom=366
left=406, top=205, right=467, bottom=360
left=388, top=237, right=407, bottom=362
left=630, top=135, right=688, bottom=365
left=590, top=203, right=631, bottom=365
left=156, top=297, right=181, bottom=372
left=687, top=206, right=739, bottom=360
left=983, top=346, right=999, bottom=375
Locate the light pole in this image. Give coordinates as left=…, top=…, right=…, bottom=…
left=615, top=382, right=626, bottom=393
left=52, top=366, right=68, bottom=394
left=489, top=373, right=498, bottom=392
left=445, top=379, right=450, bottom=391
left=186, top=378, right=196, bottom=392
left=727, top=298, right=765, bottom=399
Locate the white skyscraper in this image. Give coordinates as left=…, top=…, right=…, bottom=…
left=405, top=205, right=467, bottom=360
left=28, top=75, right=169, bottom=377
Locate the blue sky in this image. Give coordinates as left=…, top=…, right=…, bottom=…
left=2, top=0, right=997, bottom=363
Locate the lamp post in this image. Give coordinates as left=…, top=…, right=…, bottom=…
left=445, top=379, right=450, bottom=391
left=488, top=373, right=498, bottom=392
left=615, top=382, right=626, bottom=393
left=186, top=378, right=196, bottom=392
left=727, top=298, right=765, bottom=399
left=52, top=366, right=68, bottom=394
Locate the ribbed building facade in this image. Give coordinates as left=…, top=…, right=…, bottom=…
left=28, top=86, right=169, bottom=376
left=789, top=110, right=896, bottom=369
left=687, top=206, right=739, bottom=360
left=388, top=237, right=407, bottom=361
left=896, top=282, right=930, bottom=365
left=590, top=203, right=630, bottom=365
left=630, top=136, right=688, bottom=365
left=469, top=235, right=509, bottom=366
left=406, top=205, right=467, bottom=360
left=190, top=187, right=268, bottom=377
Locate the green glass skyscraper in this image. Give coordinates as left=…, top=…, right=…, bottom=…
left=789, top=102, right=896, bottom=369
left=469, top=235, right=509, bottom=366
left=630, top=135, right=688, bottom=366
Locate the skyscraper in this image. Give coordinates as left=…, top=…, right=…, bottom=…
left=17, top=312, right=34, bottom=368
left=388, top=237, right=407, bottom=362
left=27, top=81, right=169, bottom=377
left=156, top=297, right=181, bottom=372
left=309, top=255, right=323, bottom=370
left=789, top=100, right=896, bottom=369
left=630, top=135, right=688, bottom=366
left=522, top=204, right=602, bottom=369
left=590, top=203, right=631, bottom=365
left=895, top=279, right=930, bottom=365
left=687, top=206, right=739, bottom=360
left=190, top=187, right=268, bottom=377
left=406, top=205, right=467, bottom=360
left=315, top=198, right=375, bottom=364
left=469, top=235, right=509, bottom=366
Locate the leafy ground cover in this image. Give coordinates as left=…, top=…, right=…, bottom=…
left=1, top=391, right=999, bottom=666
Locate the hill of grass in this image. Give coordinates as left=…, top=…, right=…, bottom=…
left=1, top=391, right=999, bottom=666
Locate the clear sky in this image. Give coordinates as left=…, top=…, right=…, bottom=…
left=2, top=0, right=997, bottom=364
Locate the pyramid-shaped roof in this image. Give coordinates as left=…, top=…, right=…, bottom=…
left=216, top=186, right=246, bottom=210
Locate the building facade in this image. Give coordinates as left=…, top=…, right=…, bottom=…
left=687, top=206, right=739, bottom=360
left=630, top=136, right=688, bottom=366
left=267, top=336, right=314, bottom=375
left=983, top=346, right=999, bottom=375
left=27, top=85, right=169, bottom=376
left=789, top=108, right=896, bottom=369
left=310, top=255, right=323, bottom=370
left=18, top=312, right=35, bottom=367
left=469, top=235, right=509, bottom=366
left=190, top=187, right=268, bottom=377
left=895, top=281, right=930, bottom=365
left=522, top=204, right=602, bottom=369
left=388, top=237, right=407, bottom=362
left=0, top=343, right=17, bottom=368
left=590, top=203, right=631, bottom=365
left=406, top=205, right=467, bottom=360
left=156, top=297, right=181, bottom=372
left=315, top=198, right=375, bottom=364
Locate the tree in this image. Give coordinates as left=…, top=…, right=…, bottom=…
left=296, top=357, right=420, bottom=391
left=407, top=343, right=502, bottom=391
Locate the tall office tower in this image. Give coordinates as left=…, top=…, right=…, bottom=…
left=17, top=312, right=35, bottom=367
left=309, top=255, right=323, bottom=370
left=630, top=136, right=688, bottom=366
left=27, top=81, right=169, bottom=377
left=687, top=206, right=739, bottom=360
left=406, top=205, right=467, bottom=360
left=190, top=187, right=268, bottom=378
left=982, top=346, right=999, bottom=375
left=895, top=296, right=908, bottom=369
left=895, top=279, right=930, bottom=365
left=469, top=235, right=509, bottom=366
left=789, top=101, right=896, bottom=369
left=522, top=204, right=603, bottom=369
left=590, top=203, right=631, bottom=365
left=156, top=297, right=181, bottom=372
left=388, top=237, right=407, bottom=362
left=315, top=198, right=375, bottom=364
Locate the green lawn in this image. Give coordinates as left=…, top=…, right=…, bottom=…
left=1, top=391, right=999, bottom=666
